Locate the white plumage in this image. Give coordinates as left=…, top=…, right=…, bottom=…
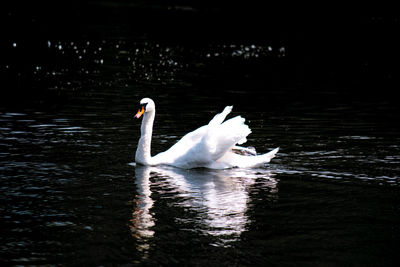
left=134, top=98, right=278, bottom=169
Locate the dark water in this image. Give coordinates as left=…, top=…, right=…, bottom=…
left=1, top=3, right=400, bottom=266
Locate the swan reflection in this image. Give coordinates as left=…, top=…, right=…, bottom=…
left=130, top=165, right=277, bottom=249
left=130, top=166, right=155, bottom=253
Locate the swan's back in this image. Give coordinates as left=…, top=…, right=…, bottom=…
left=152, top=125, right=207, bottom=166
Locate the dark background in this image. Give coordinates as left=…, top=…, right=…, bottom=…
left=1, top=2, right=400, bottom=266
left=1, top=1, right=399, bottom=107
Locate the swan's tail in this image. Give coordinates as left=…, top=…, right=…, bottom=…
left=240, top=147, right=279, bottom=167
left=260, top=147, right=279, bottom=163
left=210, top=147, right=279, bottom=169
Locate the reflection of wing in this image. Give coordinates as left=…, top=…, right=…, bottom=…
left=158, top=167, right=249, bottom=239
left=132, top=165, right=277, bottom=247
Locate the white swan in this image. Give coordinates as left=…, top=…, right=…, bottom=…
left=134, top=98, right=279, bottom=169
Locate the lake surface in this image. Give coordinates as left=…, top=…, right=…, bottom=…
left=1, top=3, right=400, bottom=266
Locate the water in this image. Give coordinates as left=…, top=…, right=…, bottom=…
left=1, top=4, right=400, bottom=266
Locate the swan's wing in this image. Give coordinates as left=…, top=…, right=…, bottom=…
left=154, top=106, right=232, bottom=165
left=153, top=106, right=262, bottom=169
left=205, top=115, right=252, bottom=161
left=207, top=106, right=232, bottom=127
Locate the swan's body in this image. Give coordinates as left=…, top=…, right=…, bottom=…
left=135, top=98, right=278, bottom=169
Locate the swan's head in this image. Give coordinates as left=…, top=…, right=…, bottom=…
left=135, top=98, right=155, bottom=118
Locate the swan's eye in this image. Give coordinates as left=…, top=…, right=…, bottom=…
left=140, top=103, right=148, bottom=110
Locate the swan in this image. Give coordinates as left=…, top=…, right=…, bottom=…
left=134, top=98, right=279, bottom=169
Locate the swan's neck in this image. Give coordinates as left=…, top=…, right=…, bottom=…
left=135, top=110, right=155, bottom=165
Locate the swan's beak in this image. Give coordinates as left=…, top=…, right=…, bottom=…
left=135, top=107, right=145, bottom=119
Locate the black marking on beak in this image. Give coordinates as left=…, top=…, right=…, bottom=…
left=140, top=102, right=148, bottom=111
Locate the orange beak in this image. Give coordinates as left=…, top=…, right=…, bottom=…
left=135, top=107, right=145, bottom=119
